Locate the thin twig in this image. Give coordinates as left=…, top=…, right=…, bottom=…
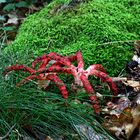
left=98, top=40, right=136, bottom=46
left=0, top=124, right=16, bottom=140
left=112, top=77, right=127, bottom=82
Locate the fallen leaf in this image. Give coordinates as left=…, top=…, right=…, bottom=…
left=4, top=16, right=18, bottom=26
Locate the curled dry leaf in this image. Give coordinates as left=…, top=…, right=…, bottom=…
left=4, top=16, right=18, bottom=26
left=123, top=80, right=140, bottom=92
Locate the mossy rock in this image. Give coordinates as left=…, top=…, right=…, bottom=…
left=5, top=0, right=140, bottom=76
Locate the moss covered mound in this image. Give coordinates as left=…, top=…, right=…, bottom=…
left=5, top=0, right=140, bottom=76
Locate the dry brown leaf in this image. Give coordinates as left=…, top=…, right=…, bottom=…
left=103, top=94, right=140, bottom=140
left=112, top=77, right=140, bottom=91
left=37, top=79, right=50, bottom=89
left=123, top=80, right=140, bottom=91
left=4, top=16, right=18, bottom=26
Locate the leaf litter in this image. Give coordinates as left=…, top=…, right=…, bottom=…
left=102, top=40, right=140, bottom=140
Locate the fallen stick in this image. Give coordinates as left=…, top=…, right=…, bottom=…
left=112, top=77, right=127, bottom=82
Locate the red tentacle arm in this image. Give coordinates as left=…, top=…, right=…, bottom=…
left=3, top=64, right=36, bottom=76
left=76, top=51, right=84, bottom=71
left=45, top=74, right=68, bottom=99
left=32, top=54, right=49, bottom=69
left=47, top=52, right=72, bottom=67
left=80, top=74, right=101, bottom=113
left=16, top=75, right=37, bottom=86
left=88, top=70, right=118, bottom=96
left=32, top=54, right=66, bottom=73
left=32, top=52, right=78, bottom=73
left=37, top=58, right=51, bottom=73
left=46, top=66, right=76, bottom=76
left=80, top=74, right=94, bottom=94
left=65, top=51, right=84, bottom=70
left=86, top=64, right=107, bottom=74
left=33, top=52, right=77, bottom=69
left=66, top=54, right=77, bottom=62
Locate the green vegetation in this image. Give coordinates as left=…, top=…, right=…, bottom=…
left=5, top=0, right=140, bottom=76
left=1, top=0, right=140, bottom=138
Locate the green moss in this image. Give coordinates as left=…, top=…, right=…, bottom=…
left=5, top=0, right=140, bottom=76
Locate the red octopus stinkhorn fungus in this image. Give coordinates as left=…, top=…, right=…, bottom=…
left=3, top=51, right=118, bottom=113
